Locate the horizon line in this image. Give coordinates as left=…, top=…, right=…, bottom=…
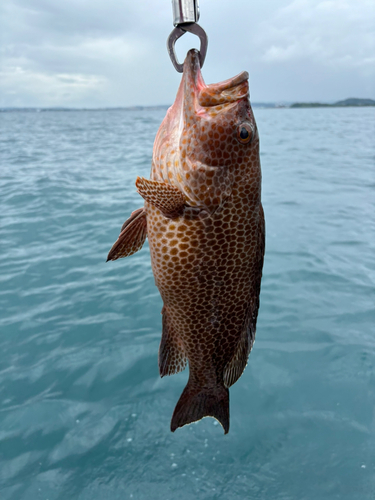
left=1, top=97, right=374, bottom=112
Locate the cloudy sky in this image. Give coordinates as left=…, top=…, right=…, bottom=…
left=1, top=0, right=374, bottom=107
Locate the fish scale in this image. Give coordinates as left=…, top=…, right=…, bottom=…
left=107, top=49, right=265, bottom=434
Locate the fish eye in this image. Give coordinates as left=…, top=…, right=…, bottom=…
left=237, top=123, right=253, bottom=144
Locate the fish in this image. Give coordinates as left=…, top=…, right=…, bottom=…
left=107, top=49, right=265, bottom=434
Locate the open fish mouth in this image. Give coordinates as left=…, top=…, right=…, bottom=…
left=183, top=49, right=249, bottom=108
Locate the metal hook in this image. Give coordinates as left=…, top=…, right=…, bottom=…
left=167, top=22, right=208, bottom=73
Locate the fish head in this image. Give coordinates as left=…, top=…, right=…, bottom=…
left=152, top=49, right=260, bottom=210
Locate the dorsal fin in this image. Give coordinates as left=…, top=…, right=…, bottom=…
left=223, top=206, right=265, bottom=387
left=223, top=322, right=252, bottom=388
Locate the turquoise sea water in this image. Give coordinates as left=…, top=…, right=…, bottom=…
left=0, top=107, right=374, bottom=499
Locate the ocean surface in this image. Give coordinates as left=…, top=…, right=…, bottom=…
left=0, top=106, right=374, bottom=500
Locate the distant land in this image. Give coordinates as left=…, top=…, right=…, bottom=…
left=290, top=98, right=375, bottom=108
left=0, top=105, right=171, bottom=112
left=1, top=98, right=374, bottom=112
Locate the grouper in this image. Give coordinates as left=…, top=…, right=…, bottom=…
left=107, top=49, right=265, bottom=434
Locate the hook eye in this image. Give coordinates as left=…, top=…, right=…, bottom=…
left=167, top=23, right=208, bottom=73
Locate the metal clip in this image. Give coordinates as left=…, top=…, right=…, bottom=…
left=167, top=0, right=207, bottom=72
left=171, top=0, right=200, bottom=26
left=167, top=23, right=208, bottom=73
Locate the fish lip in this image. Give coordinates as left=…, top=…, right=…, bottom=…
left=208, top=71, right=249, bottom=93
left=182, top=49, right=205, bottom=96
left=182, top=49, right=249, bottom=107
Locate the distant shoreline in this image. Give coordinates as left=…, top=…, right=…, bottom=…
left=290, top=98, right=375, bottom=108
left=1, top=98, right=374, bottom=112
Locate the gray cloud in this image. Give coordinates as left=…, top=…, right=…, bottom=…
left=1, top=0, right=374, bottom=107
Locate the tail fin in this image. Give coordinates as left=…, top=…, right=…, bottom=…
left=171, top=380, right=229, bottom=434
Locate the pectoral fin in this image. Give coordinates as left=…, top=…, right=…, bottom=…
left=136, top=177, right=186, bottom=218
left=107, top=208, right=147, bottom=261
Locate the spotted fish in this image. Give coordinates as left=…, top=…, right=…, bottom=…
left=107, top=49, right=265, bottom=434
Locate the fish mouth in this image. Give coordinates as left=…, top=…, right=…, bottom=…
left=183, top=49, right=249, bottom=108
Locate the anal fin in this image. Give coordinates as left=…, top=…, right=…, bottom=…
left=107, top=207, right=147, bottom=261
left=136, top=177, right=186, bottom=218
left=159, top=307, right=187, bottom=377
